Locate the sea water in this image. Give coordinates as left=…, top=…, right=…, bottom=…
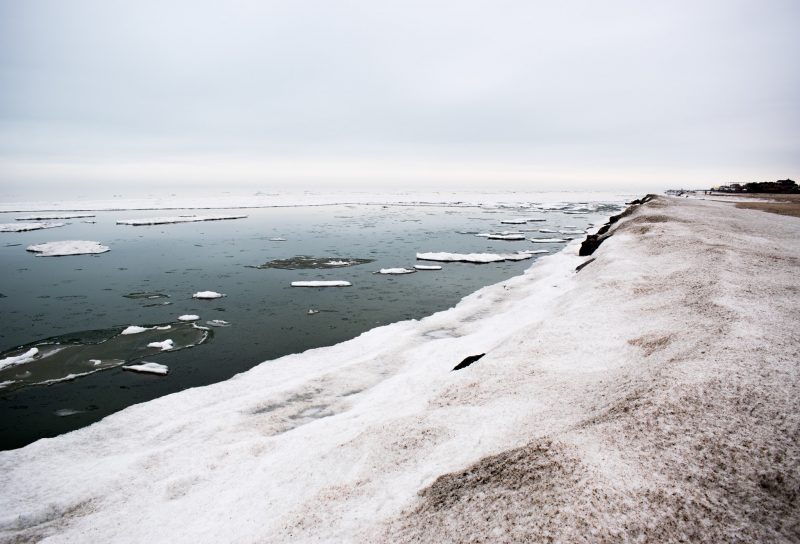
left=0, top=198, right=624, bottom=449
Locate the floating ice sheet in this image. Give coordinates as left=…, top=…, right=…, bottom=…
left=529, top=238, right=568, bottom=243
left=414, top=265, right=442, bottom=270
left=116, top=215, right=247, bottom=226
left=487, top=234, right=526, bottom=241
left=122, top=362, right=169, bottom=375
left=377, top=268, right=416, bottom=275
left=416, top=252, right=534, bottom=263
left=192, top=291, right=225, bottom=299
left=0, top=323, right=209, bottom=392
left=0, top=222, right=65, bottom=232
left=16, top=214, right=95, bottom=220
left=26, top=240, right=110, bottom=256
left=178, top=315, right=200, bottom=321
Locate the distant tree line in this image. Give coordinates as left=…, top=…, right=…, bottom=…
left=714, top=178, right=798, bottom=193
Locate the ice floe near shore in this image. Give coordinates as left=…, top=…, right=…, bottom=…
left=122, top=362, right=169, bottom=375
left=416, top=251, right=533, bottom=263
left=529, top=237, right=568, bottom=243
left=116, top=214, right=247, bottom=226
left=291, top=281, right=352, bottom=287
left=414, top=264, right=442, bottom=270
left=25, top=240, right=110, bottom=256
left=0, top=222, right=65, bottom=232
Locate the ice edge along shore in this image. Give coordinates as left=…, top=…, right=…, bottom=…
left=2, top=195, right=799, bottom=543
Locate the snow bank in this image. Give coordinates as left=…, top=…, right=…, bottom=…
left=0, top=222, right=64, bottom=232
left=116, top=215, right=247, bottom=226
left=192, top=291, right=225, bottom=299
left=4, top=197, right=794, bottom=542
left=416, top=252, right=532, bottom=263
left=25, top=240, right=110, bottom=256
left=122, top=362, right=169, bottom=375
left=291, top=281, right=352, bottom=287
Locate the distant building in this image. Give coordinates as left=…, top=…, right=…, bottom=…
left=712, top=179, right=797, bottom=194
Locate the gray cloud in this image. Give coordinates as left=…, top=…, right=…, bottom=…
left=1, top=0, right=798, bottom=197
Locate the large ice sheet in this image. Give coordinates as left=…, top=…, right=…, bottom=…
left=116, top=214, right=247, bottom=226
left=0, top=222, right=65, bottom=232
left=416, top=252, right=533, bottom=263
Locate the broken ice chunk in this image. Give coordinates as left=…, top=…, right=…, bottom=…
left=147, top=339, right=174, bottom=351
left=122, top=362, right=169, bottom=375
left=192, top=291, right=225, bottom=299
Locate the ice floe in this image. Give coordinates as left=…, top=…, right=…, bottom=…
left=26, top=240, right=110, bottom=256
left=269, top=237, right=287, bottom=241
left=416, top=252, right=533, bottom=263
left=178, top=315, right=200, bottom=322
left=121, top=326, right=150, bottom=335
left=0, top=222, right=65, bottom=232
left=291, top=281, right=352, bottom=287
left=500, top=219, right=527, bottom=224
left=192, top=291, right=225, bottom=299
left=206, top=320, right=230, bottom=327
left=529, top=238, right=568, bottom=243
left=518, top=249, right=549, bottom=255
left=560, top=229, right=586, bottom=235
left=377, top=268, right=416, bottom=275
left=487, top=234, right=526, bottom=241
left=16, top=214, right=95, bottom=220
left=250, top=256, right=373, bottom=270
left=116, top=214, right=247, bottom=226
left=538, top=228, right=559, bottom=233
left=122, top=362, right=169, bottom=375
left=147, top=339, right=174, bottom=351
left=414, top=265, right=442, bottom=270
left=0, top=348, right=39, bottom=371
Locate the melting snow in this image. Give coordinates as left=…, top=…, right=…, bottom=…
left=26, top=240, right=110, bottom=256
left=147, top=339, right=174, bottom=351
left=121, top=326, right=150, bottom=335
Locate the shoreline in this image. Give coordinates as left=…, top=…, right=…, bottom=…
left=1, top=196, right=798, bottom=542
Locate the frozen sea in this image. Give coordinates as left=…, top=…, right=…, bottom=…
left=0, top=196, right=626, bottom=449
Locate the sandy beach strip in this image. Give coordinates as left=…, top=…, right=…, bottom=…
left=1, top=196, right=798, bottom=543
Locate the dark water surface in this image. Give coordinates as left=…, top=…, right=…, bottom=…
left=0, top=202, right=619, bottom=449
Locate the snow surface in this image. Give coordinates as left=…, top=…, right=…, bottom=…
left=122, top=362, right=169, bottom=375
left=291, top=281, right=352, bottom=287
left=378, top=268, right=416, bottom=275
left=416, top=252, right=533, bottom=263
left=116, top=215, right=247, bottom=226
left=0, top=347, right=38, bottom=371
left=9, top=197, right=794, bottom=543
left=192, top=291, right=225, bottom=299
left=25, top=240, right=110, bottom=256
left=177, top=315, right=200, bottom=322
left=0, top=222, right=65, bottom=232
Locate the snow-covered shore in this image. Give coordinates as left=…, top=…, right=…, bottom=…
left=1, top=196, right=799, bottom=542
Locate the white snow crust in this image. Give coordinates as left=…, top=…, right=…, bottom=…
left=291, top=281, right=352, bottom=287
left=192, top=291, right=225, bottom=299
left=25, top=240, right=110, bottom=256
left=416, top=252, right=533, bottom=263
left=0, top=348, right=38, bottom=371
left=8, top=197, right=792, bottom=543
left=0, top=222, right=65, bottom=232
left=116, top=215, right=247, bottom=226
left=122, top=362, right=169, bottom=375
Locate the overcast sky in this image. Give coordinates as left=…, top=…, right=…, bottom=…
left=1, top=0, right=798, bottom=198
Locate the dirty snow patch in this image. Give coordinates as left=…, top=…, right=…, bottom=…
left=0, top=348, right=39, bottom=371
